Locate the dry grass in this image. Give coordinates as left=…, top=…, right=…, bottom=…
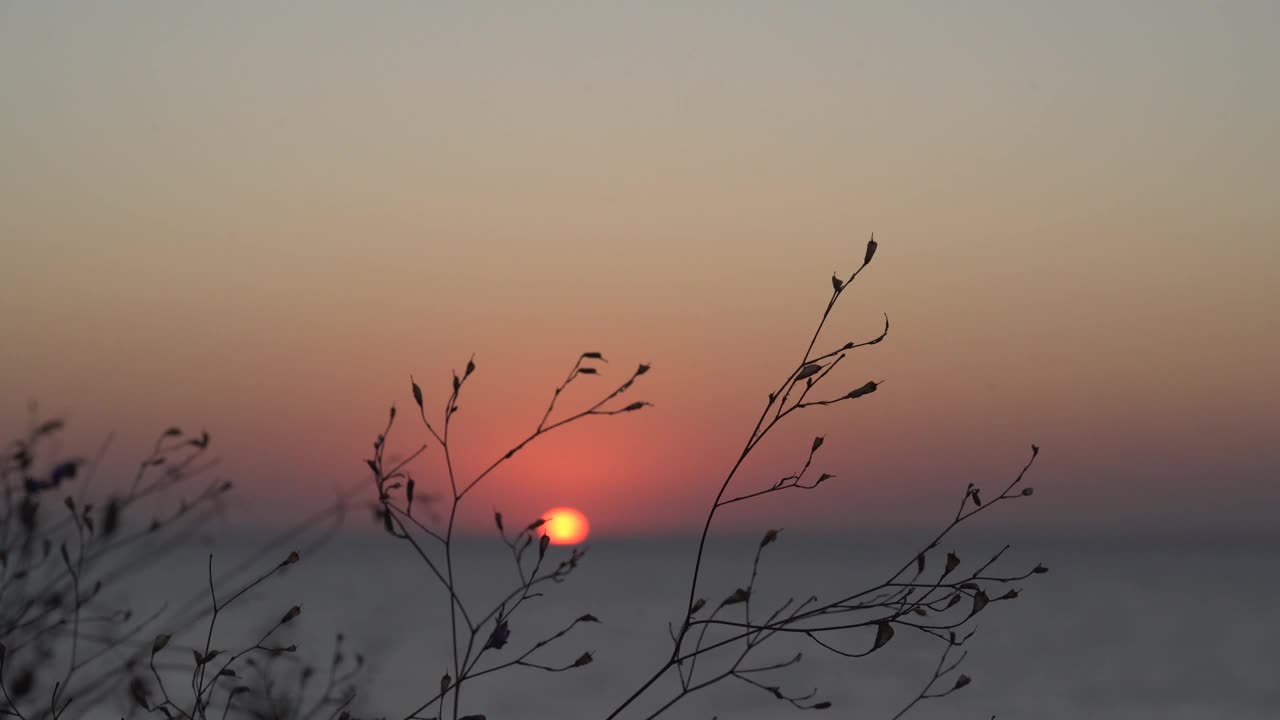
left=2, top=238, right=1045, bottom=719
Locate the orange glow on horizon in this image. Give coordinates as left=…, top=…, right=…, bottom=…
left=542, top=507, right=590, bottom=545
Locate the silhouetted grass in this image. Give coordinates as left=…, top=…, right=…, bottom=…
left=2, top=237, right=1045, bottom=719
left=368, top=236, right=1046, bottom=720
left=1, top=417, right=362, bottom=719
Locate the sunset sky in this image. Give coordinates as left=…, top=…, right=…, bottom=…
left=2, top=2, right=1276, bottom=536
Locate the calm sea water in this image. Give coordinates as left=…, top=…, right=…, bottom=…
left=81, top=531, right=1279, bottom=719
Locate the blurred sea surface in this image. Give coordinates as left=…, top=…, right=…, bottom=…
left=88, top=531, right=1279, bottom=719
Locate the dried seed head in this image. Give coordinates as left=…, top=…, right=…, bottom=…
left=411, top=376, right=424, bottom=409
left=872, top=622, right=894, bottom=651
left=846, top=381, right=878, bottom=399
left=485, top=620, right=511, bottom=650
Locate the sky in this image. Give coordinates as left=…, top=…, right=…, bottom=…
left=1, top=1, right=1277, bottom=536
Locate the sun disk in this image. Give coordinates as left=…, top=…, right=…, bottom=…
left=542, top=507, right=590, bottom=545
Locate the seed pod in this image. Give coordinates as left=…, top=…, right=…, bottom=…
left=872, top=622, right=894, bottom=650
left=411, top=376, right=424, bottom=409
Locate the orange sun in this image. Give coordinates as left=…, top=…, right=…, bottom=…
left=542, top=507, right=590, bottom=545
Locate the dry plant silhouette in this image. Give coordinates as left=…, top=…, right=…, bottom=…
left=368, top=236, right=1046, bottom=720
left=368, top=352, right=652, bottom=720
left=2, top=237, right=1045, bottom=720
left=0, top=417, right=364, bottom=720
left=132, top=553, right=367, bottom=720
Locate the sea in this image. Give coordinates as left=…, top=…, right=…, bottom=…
left=54, top=530, right=1280, bottom=719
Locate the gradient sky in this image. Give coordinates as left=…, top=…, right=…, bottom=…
left=2, top=2, right=1277, bottom=535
